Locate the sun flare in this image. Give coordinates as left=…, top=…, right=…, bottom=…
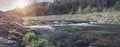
left=17, top=1, right=27, bottom=8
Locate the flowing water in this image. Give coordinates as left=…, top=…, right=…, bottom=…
left=26, top=20, right=120, bottom=40
left=25, top=20, right=120, bottom=47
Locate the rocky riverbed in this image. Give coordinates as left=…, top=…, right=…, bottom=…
left=26, top=20, right=120, bottom=47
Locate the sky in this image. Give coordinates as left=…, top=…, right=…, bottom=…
left=0, top=0, right=54, bottom=11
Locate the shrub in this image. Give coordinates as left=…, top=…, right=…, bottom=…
left=23, top=32, right=52, bottom=47
left=23, top=32, right=37, bottom=42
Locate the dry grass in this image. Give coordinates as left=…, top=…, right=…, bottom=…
left=22, top=11, right=120, bottom=23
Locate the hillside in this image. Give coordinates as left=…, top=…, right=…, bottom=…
left=0, top=12, right=23, bottom=37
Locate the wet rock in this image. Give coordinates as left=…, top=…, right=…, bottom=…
left=30, top=25, right=61, bottom=40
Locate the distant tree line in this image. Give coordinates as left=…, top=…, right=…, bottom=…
left=9, top=0, right=120, bottom=16
left=51, top=0, right=120, bottom=14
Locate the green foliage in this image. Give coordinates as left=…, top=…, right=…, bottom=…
left=9, top=29, right=23, bottom=37
left=76, top=6, right=82, bottom=14
left=11, top=0, right=120, bottom=16
left=94, top=31, right=119, bottom=35
left=105, top=20, right=120, bottom=24
left=24, top=32, right=52, bottom=47
left=23, top=32, right=36, bottom=42
left=31, top=39, right=51, bottom=47
left=52, top=0, right=120, bottom=15
left=66, top=26, right=82, bottom=32
left=8, top=29, right=24, bottom=41
left=113, top=1, right=120, bottom=10
left=83, top=6, right=92, bottom=13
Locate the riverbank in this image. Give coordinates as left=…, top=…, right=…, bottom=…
left=27, top=23, right=120, bottom=47
left=23, top=11, right=120, bottom=24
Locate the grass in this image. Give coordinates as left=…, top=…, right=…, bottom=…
left=22, top=11, right=120, bottom=24
left=9, top=29, right=23, bottom=37
left=105, top=20, right=120, bottom=24
left=66, top=26, right=82, bottom=32
left=94, top=31, right=119, bottom=35
left=22, top=16, right=81, bottom=21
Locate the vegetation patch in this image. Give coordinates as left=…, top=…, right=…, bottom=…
left=94, top=31, right=119, bottom=35
left=23, top=32, right=52, bottom=47
left=66, top=26, right=83, bottom=32
left=105, top=20, right=120, bottom=24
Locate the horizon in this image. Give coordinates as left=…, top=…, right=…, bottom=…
left=0, top=0, right=54, bottom=11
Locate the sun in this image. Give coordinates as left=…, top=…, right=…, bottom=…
left=17, top=1, right=27, bottom=8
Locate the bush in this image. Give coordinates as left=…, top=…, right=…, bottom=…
left=23, top=32, right=36, bottom=42
left=23, top=32, right=52, bottom=47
